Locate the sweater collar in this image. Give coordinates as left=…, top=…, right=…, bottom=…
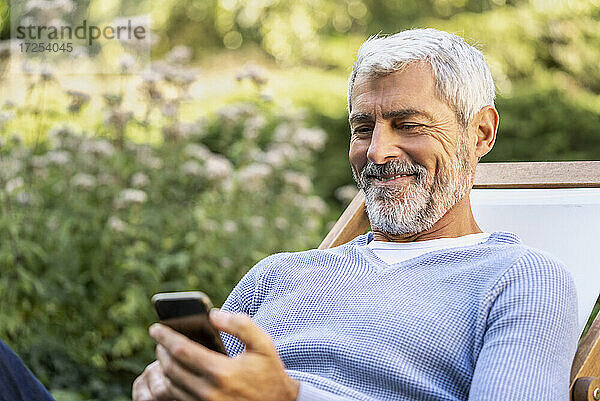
left=348, top=231, right=522, bottom=247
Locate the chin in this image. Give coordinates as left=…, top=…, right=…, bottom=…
left=365, top=190, right=437, bottom=236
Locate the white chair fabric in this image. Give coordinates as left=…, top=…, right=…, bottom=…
left=470, top=188, right=600, bottom=334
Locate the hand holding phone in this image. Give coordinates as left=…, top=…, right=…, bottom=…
left=151, top=291, right=227, bottom=354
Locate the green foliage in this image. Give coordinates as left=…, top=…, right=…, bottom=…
left=0, top=0, right=9, bottom=40
left=0, top=71, right=329, bottom=399
left=492, top=84, right=600, bottom=161
left=156, top=0, right=532, bottom=65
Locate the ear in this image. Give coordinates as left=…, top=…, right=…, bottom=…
left=471, top=106, right=498, bottom=159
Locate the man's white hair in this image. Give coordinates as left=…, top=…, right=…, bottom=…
left=348, top=28, right=496, bottom=127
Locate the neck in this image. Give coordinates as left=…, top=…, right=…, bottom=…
left=371, top=194, right=482, bottom=242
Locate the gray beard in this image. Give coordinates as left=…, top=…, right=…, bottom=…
left=352, top=151, right=472, bottom=236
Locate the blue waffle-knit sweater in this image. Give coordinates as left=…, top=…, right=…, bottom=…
left=220, top=231, right=578, bottom=401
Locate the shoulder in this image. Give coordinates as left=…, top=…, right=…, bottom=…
left=511, top=246, right=577, bottom=309
left=240, top=233, right=372, bottom=295
left=481, top=231, right=572, bottom=282
left=480, top=240, right=578, bottom=346
left=485, top=241, right=577, bottom=319
left=231, top=234, right=370, bottom=310
left=502, top=243, right=574, bottom=290
left=477, top=232, right=577, bottom=313
left=253, top=232, right=372, bottom=274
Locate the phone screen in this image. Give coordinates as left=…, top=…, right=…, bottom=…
left=152, top=291, right=227, bottom=354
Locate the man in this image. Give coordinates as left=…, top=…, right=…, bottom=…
left=132, top=28, right=578, bottom=400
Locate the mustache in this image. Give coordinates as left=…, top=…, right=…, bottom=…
left=355, top=159, right=427, bottom=189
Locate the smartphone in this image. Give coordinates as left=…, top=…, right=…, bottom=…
left=151, top=291, right=227, bottom=354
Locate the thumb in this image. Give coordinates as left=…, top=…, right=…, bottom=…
left=209, top=309, right=276, bottom=356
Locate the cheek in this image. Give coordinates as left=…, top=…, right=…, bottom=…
left=349, top=139, right=369, bottom=173
left=425, top=127, right=461, bottom=160
left=404, top=136, right=451, bottom=179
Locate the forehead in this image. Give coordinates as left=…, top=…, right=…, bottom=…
left=350, top=62, right=451, bottom=119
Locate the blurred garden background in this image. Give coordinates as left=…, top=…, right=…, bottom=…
left=0, top=0, right=599, bottom=399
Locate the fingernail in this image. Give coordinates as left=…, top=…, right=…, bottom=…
left=149, top=323, right=161, bottom=338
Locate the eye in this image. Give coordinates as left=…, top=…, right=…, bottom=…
left=395, top=122, right=422, bottom=132
left=352, top=126, right=373, bottom=137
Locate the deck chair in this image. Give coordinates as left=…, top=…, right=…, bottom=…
left=318, top=161, right=600, bottom=401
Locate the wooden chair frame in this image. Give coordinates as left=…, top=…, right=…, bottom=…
left=318, top=161, right=600, bottom=401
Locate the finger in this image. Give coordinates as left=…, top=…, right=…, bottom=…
left=209, top=309, right=276, bottom=355
left=145, top=360, right=175, bottom=401
left=132, top=371, right=153, bottom=401
left=146, top=359, right=201, bottom=401
left=150, top=323, right=227, bottom=376
left=156, top=344, right=217, bottom=400
left=166, top=385, right=204, bottom=401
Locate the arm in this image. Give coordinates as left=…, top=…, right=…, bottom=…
left=133, top=310, right=360, bottom=401
left=132, top=257, right=274, bottom=401
left=218, top=261, right=264, bottom=357
left=159, top=310, right=300, bottom=400
left=220, top=256, right=363, bottom=401
left=133, top=254, right=359, bottom=401
left=468, top=251, right=579, bottom=401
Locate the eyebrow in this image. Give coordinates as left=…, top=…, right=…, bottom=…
left=382, top=109, right=435, bottom=122
left=349, top=113, right=374, bottom=125
left=349, top=108, right=435, bottom=125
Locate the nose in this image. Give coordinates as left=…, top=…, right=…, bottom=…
left=366, top=122, right=404, bottom=165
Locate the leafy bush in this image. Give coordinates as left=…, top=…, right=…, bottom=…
left=0, top=68, right=329, bottom=399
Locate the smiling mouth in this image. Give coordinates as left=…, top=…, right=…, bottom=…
left=370, top=173, right=415, bottom=184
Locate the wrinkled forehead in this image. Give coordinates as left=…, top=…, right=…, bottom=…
left=350, top=63, right=471, bottom=130
left=349, top=63, right=441, bottom=119
left=351, top=61, right=436, bottom=98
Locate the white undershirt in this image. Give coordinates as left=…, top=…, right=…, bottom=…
left=367, top=232, right=491, bottom=265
